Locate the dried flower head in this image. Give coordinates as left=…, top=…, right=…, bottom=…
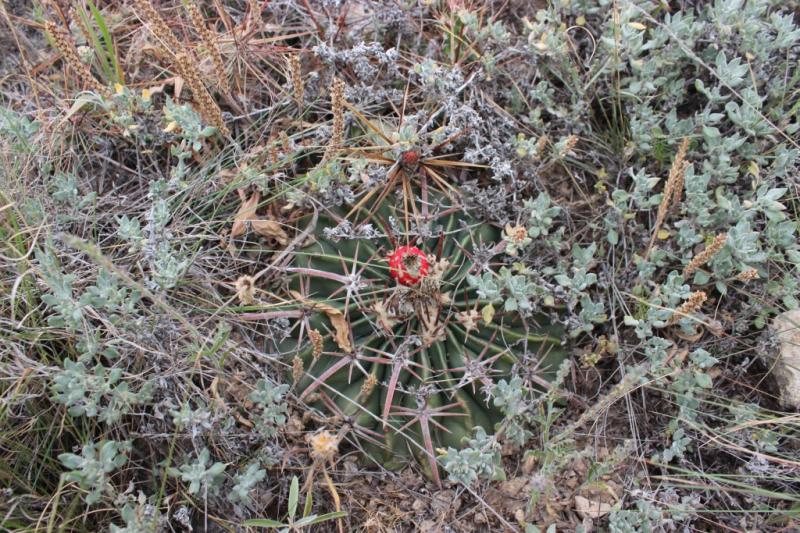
left=558, top=134, right=579, bottom=158
left=308, top=430, right=339, bottom=463
left=370, top=300, right=399, bottom=332
left=308, top=328, right=324, bottom=358
left=503, top=223, right=532, bottom=256
left=456, top=309, right=481, bottom=333
left=234, top=275, right=256, bottom=305
left=735, top=268, right=759, bottom=282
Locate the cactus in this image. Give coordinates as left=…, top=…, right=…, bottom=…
left=280, top=189, right=566, bottom=485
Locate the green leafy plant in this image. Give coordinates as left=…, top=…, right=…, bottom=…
left=243, top=476, right=346, bottom=531
left=58, top=440, right=131, bottom=505
left=166, top=447, right=226, bottom=496
left=229, top=462, right=267, bottom=504
left=439, top=426, right=504, bottom=486
left=278, top=190, right=567, bottom=485
left=249, top=379, right=290, bottom=438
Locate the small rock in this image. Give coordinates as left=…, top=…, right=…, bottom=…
left=769, top=310, right=800, bottom=409
left=411, top=498, right=427, bottom=513
left=419, top=519, right=441, bottom=533
left=499, top=477, right=529, bottom=496
left=431, top=490, right=460, bottom=515
left=574, top=495, right=612, bottom=519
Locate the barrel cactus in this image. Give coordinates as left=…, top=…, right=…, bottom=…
left=281, top=189, right=566, bottom=485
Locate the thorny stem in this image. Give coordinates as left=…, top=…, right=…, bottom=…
left=285, top=266, right=353, bottom=285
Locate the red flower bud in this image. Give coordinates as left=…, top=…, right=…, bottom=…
left=388, top=246, right=430, bottom=286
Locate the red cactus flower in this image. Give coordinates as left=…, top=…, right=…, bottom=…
left=400, top=150, right=420, bottom=166
left=388, top=246, right=430, bottom=286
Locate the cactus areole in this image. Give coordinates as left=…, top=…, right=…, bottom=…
left=388, top=245, right=430, bottom=286
left=281, top=191, right=567, bottom=486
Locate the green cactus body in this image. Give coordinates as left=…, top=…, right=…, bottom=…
left=282, top=191, right=566, bottom=484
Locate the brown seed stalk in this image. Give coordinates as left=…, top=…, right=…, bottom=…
left=131, top=0, right=183, bottom=55
left=646, top=137, right=690, bottom=258
left=308, top=328, right=323, bottom=358
left=287, top=54, right=304, bottom=108
left=668, top=290, right=707, bottom=325
left=45, top=21, right=110, bottom=98
left=322, top=77, right=346, bottom=162
left=174, top=51, right=229, bottom=137
left=735, top=268, right=759, bottom=282
left=683, top=233, right=727, bottom=277
left=669, top=137, right=690, bottom=206
left=248, top=0, right=261, bottom=26
left=359, top=373, right=377, bottom=400
left=292, top=355, right=304, bottom=384
left=185, top=2, right=229, bottom=93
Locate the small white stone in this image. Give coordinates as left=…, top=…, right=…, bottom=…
left=770, top=310, right=800, bottom=409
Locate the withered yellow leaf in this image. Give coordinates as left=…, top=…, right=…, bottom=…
left=481, top=303, right=495, bottom=325
left=230, top=190, right=261, bottom=240
left=290, top=291, right=352, bottom=353
left=252, top=218, right=289, bottom=245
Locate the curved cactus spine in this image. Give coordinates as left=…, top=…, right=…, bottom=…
left=279, top=190, right=566, bottom=485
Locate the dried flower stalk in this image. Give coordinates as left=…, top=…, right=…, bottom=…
left=683, top=233, right=727, bottom=277
left=668, top=290, right=707, bottom=325
left=268, top=137, right=280, bottom=165
left=131, top=0, right=183, bottom=55
left=45, top=21, right=110, bottom=98
left=248, top=0, right=261, bottom=26
left=646, top=137, right=690, bottom=258
left=359, top=373, right=377, bottom=399
left=69, top=8, right=94, bottom=50
left=558, top=134, right=579, bottom=158
left=669, top=138, right=690, bottom=206
left=185, top=2, right=229, bottom=93
left=308, top=328, right=324, bottom=358
left=287, top=54, right=304, bottom=107
left=292, top=355, right=304, bottom=384
left=323, top=77, right=346, bottom=162
left=174, top=51, right=229, bottom=136
left=735, top=268, right=759, bottom=282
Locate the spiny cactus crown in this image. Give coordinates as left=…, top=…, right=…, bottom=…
left=280, top=189, right=566, bottom=485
